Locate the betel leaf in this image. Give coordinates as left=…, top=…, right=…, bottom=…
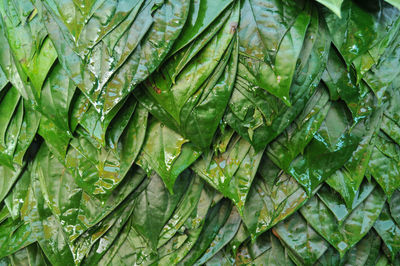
left=0, top=164, right=24, bottom=203
left=300, top=185, right=386, bottom=257
left=0, top=216, right=36, bottom=259
left=4, top=167, right=31, bottom=220
left=40, top=0, right=190, bottom=116
left=81, top=176, right=152, bottom=266
left=288, top=100, right=361, bottom=194
left=323, top=0, right=400, bottom=77
left=135, top=1, right=239, bottom=149
left=0, top=0, right=58, bottom=104
left=273, top=212, right=329, bottom=265
left=178, top=199, right=232, bottom=265
left=13, top=100, right=41, bottom=165
left=65, top=103, right=148, bottom=198
left=315, top=230, right=382, bottom=266
left=242, top=157, right=308, bottom=237
left=249, top=232, right=295, bottom=266
left=317, top=181, right=376, bottom=225
left=315, top=0, right=343, bottom=17
left=157, top=174, right=204, bottom=248
left=166, top=4, right=232, bottom=84
left=381, top=85, right=400, bottom=145
left=323, top=104, right=383, bottom=208
left=136, top=119, right=201, bottom=193
left=225, top=8, right=330, bottom=151
left=389, top=190, right=400, bottom=226
left=267, top=85, right=331, bottom=170
left=374, top=203, right=400, bottom=260
left=192, top=132, right=263, bottom=213
left=28, top=167, right=75, bottom=266
left=322, top=48, right=374, bottom=119
left=368, top=132, right=400, bottom=198
left=38, top=115, right=71, bottom=162
left=4, top=243, right=50, bottom=266
left=157, top=183, right=215, bottom=264
left=38, top=63, right=75, bottom=135
left=386, top=0, right=400, bottom=10
left=130, top=171, right=191, bottom=251
left=363, top=25, right=400, bottom=102
left=238, top=0, right=311, bottom=105
left=68, top=178, right=149, bottom=265
left=34, top=143, right=146, bottom=242
left=169, top=0, right=234, bottom=54
left=194, top=206, right=241, bottom=265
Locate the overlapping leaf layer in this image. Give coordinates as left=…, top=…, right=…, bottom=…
left=1, top=0, right=400, bottom=265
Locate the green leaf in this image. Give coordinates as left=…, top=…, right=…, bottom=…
left=4, top=168, right=31, bottom=220
left=300, top=185, right=386, bottom=257
left=0, top=217, right=36, bottom=259
left=0, top=0, right=58, bottom=103
left=316, top=0, right=343, bottom=17
left=273, top=212, right=329, bottom=265
left=368, top=132, right=400, bottom=197
left=38, top=64, right=75, bottom=135
left=38, top=116, right=71, bottom=162
left=28, top=168, right=75, bottom=266
left=242, top=156, right=308, bottom=237
left=194, top=206, right=241, bottom=265
left=137, top=119, right=201, bottom=193
left=82, top=177, right=152, bottom=266
left=65, top=103, right=148, bottom=198
left=136, top=2, right=239, bottom=149
left=157, top=174, right=205, bottom=248
left=250, top=232, right=296, bottom=266
left=326, top=108, right=383, bottom=207
left=317, top=181, right=376, bottom=224
left=178, top=199, right=232, bottom=265
left=225, top=10, right=330, bottom=151
left=322, top=48, right=374, bottom=118
left=363, top=27, right=400, bottom=102
left=386, top=0, right=400, bottom=10
left=34, top=144, right=146, bottom=242
left=288, top=101, right=360, bottom=194
left=389, top=190, right=400, bottom=226
left=315, top=230, right=382, bottom=266
left=0, top=163, right=24, bottom=203
left=323, top=0, right=400, bottom=75
left=157, top=184, right=215, bottom=264
left=237, top=0, right=311, bottom=104
left=267, top=85, right=331, bottom=170
left=130, top=171, right=191, bottom=250
left=41, top=0, right=190, bottom=116
left=192, top=133, right=263, bottom=213
left=5, top=243, right=50, bottom=266
left=374, top=204, right=400, bottom=260
left=169, top=0, right=234, bottom=54
left=13, top=101, right=41, bottom=165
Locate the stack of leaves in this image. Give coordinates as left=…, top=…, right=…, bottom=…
left=1, top=0, right=400, bottom=265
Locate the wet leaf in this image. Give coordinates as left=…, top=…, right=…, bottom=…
left=316, top=0, right=343, bottom=17
left=237, top=0, right=311, bottom=104
left=374, top=204, right=400, bottom=260
left=194, top=206, right=241, bottom=265
left=192, top=133, right=263, bottom=213
left=242, top=156, right=308, bottom=237
left=225, top=10, right=330, bottom=151
left=273, top=212, right=329, bottom=265
left=137, top=120, right=201, bottom=193
left=136, top=2, right=239, bottom=149
left=368, top=132, right=400, bottom=197
left=66, top=103, right=148, bottom=198
left=300, top=186, right=386, bottom=257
